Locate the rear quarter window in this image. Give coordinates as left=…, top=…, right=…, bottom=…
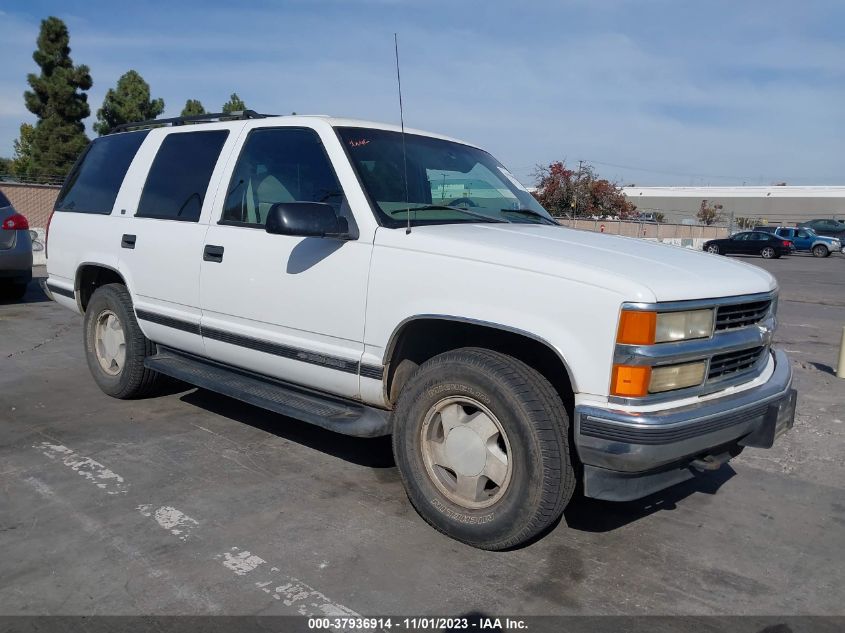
left=55, top=131, right=149, bottom=214
left=136, top=130, right=228, bottom=222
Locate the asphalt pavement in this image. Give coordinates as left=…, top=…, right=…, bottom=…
left=1, top=253, right=843, bottom=617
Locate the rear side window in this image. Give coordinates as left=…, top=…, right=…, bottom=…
left=55, top=131, right=149, bottom=214
left=137, top=130, right=228, bottom=222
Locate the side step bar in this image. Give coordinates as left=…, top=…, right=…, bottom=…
left=144, top=348, right=391, bottom=437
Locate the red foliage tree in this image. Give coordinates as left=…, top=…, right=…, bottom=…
left=532, top=161, right=636, bottom=219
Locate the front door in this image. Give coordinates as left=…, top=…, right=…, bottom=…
left=199, top=126, right=371, bottom=399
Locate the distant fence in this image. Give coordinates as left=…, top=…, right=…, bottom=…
left=556, top=217, right=729, bottom=250
left=0, top=181, right=61, bottom=229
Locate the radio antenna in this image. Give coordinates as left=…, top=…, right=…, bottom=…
left=394, top=33, right=412, bottom=234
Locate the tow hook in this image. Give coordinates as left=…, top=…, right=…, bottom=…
left=690, top=451, right=733, bottom=472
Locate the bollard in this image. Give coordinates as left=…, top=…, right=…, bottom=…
left=838, top=326, right=845, bottom=379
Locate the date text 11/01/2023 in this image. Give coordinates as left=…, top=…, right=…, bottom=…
left=307, top=617, right=528, bottom=630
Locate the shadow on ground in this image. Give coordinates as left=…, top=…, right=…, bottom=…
left=180, top=386, right=736, bottom=539
left=0, top=278, right=51, bottom=305
left=180, top=388, right=396, bottom=469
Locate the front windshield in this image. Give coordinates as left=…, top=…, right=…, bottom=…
left=336, top=127, right=554, bottom=228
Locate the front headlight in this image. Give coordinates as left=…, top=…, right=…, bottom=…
left=617, top=309, right=714, bottom=345
left=654, top=309, right=714, bottom=343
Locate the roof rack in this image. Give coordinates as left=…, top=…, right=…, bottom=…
left=109, top=110, right=276, bottom=134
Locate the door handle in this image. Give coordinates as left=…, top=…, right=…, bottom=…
left=203, top=244, right=224, bottom=263
left=121, top=234, right=136, bottom=249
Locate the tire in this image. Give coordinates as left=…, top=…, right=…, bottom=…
left=812, top=244, right=829, bottom=258
left=706, top=244, right=720, bottom=254
left=0, top=281, right=27, bottom=300
left=391, top=347, right=575, bottom=550
left=761, top=246, right=776, bottom=259
left=83, top=283, right=159, bottom=399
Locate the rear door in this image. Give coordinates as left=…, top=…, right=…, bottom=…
left=117, top=125, right=243, bottom=355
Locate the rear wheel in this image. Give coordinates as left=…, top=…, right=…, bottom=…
left=392, top=347, right=575, bottom=550
left=761, top=246, right=776, bottom=259
left=84, top=283, right=160, bottom=399
left=706, top=244, right=720, bottom=254
left=812, top=244, right=829, bottom=258
left=0, top=280, right=27, bottom=300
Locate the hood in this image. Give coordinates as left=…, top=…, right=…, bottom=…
left=394, top=223, right=777, bottom=303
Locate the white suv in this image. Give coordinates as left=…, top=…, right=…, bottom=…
left=46, top=111, right=796, bottom=549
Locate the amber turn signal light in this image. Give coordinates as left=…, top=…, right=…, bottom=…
left=617, top=310, right=657, bottom=345
left=611, top=364, right=652, bottom=397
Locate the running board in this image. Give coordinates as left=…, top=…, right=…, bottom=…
left=144, top=348, right=391, bottom=437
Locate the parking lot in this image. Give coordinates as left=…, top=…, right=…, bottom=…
left=1, top=252, right=843, bottom=618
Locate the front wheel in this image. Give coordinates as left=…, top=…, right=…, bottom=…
left=812, top=244, right=829, bottom=258
left=391, top=348, right=575, bottom=550
left=84, top=283, right=160, bottom=399
left=761, top=246, right=777, bottom=259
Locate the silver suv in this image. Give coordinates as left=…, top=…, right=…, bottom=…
left=0, top=190, right=33, bottom=300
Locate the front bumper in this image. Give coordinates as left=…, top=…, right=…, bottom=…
left=575, top=348, right=795, bottom=501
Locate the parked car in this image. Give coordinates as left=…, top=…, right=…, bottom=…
left=0, top=190, right=33, bottom=299
left=754, top=226, right=841, bottom=257
left=45, top=111, right=796, bottom=550
left=797, top=219, right=845, bottom=240
left=703, top=231, right=792, bottom=259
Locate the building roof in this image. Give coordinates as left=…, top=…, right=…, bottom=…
left=623, top=185, right=845, bottom=199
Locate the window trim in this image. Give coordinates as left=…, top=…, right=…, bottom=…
left=216, top=125, right=345, bottom=229
left=136, top=129, right=230, bottom=223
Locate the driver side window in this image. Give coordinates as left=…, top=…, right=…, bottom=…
left=221, top=128, right=344, bottom=227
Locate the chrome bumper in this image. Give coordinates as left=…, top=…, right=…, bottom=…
left=575, top=348, right=795, bottom=501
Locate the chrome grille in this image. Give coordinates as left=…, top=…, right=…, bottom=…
left=708, top=346, right=766, bottom=381
left=715, top=300, right=771, bottom=331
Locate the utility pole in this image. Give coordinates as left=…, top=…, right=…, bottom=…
left=572, top=160, right=584, bottom=225
left=729, top=210, right=735, bottom=234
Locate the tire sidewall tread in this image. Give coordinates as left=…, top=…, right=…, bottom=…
left=391, top=347, right=575, bottom=550
left=83, top=283, right=158, bottom=399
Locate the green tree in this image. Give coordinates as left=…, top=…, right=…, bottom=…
left=94, top=70, right=164, bottom=135
left=24, top=16, right=92, bottom=179
left=12, top=123, right=36, bottom=179
left=221, top=93, right=247, bottom=113
left=181, top=99, right=206, bottom=116
left=0, top=157, right=12, bottom=176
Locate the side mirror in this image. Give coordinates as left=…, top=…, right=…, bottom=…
left=265, top=202, right=349, bottom=239
left=29, top=230, right=38, bottom=241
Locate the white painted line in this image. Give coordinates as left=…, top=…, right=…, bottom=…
left=137, top=505, right=200, bottom=541
left=34, top=441, right=127, bottom=495
left=23, top=476, right=222, bottom=613
left=216, top=547, right=360, bottom=620
left=216, top=546, right=266, bottom=575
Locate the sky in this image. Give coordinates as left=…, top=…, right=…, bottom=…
left=0, top=0, right=843, bottom=186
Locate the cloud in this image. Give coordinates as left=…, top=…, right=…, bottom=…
left=0, top=0, right=842, bottom=185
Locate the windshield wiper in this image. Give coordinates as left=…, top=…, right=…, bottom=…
left=390, top=205, right=508, bottom=223
left=499, top=208, right=557, bottom=225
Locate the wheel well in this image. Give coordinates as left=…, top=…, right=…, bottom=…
left=76, top=265, right=126, bottom=312
left=385, top=319, right=575, bottom=414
